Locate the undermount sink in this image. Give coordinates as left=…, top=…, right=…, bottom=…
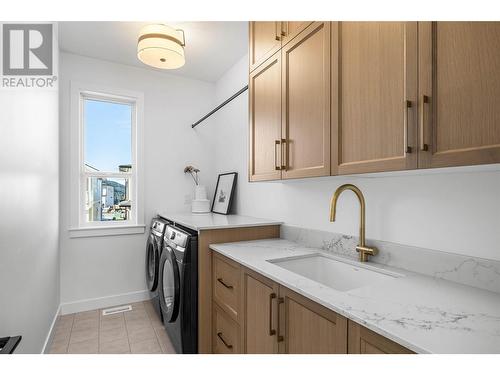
left=267, top=254, right=403, bottom=292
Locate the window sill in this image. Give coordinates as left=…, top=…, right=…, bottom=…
left=69, top=224, right=146, bottom=238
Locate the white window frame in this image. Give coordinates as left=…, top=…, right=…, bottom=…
left=69, top=82, right=145, bottom=238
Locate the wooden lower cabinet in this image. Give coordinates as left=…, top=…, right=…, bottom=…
left=243, top=270, right=280, bottom=353
left=199, top=225, right=280, bottom=354
left=211, top=254, right=413, bottom=354
left=213, top=254, right=242, bottom=322
left=348, top=320, right=414, bottom=354
left=278, top=287, right=347, bottom=354
left=213, top=303, right=241, bottom=354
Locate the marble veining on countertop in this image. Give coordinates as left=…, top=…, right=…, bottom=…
left=158, top=212, right=282, bottom=231
left=209, top=239, right=500, bottom=354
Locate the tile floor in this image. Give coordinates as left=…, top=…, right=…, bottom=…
left=49, top=300, right=176, bottom=354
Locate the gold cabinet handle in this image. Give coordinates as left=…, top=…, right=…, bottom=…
left=281, top=21, right=287, bottom=36
left=269, top=293, right=277, bottom=336
left=281, top=139, right=287, bottom=171
left=277, top=297, right=284, bottom=342
left=274, top=140, right=281, bottom=170
left=404, top=100, right=412, bottom=154
left=217, top=278, right=233, bottom=290
left=275, top=22, right=281, bottom=41
left=217, top=332, right=233, bottom=349
left=420, top=95, right=429, bottom=151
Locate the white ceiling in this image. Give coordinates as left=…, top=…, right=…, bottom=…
left=58, top=21, right=248, bottom=82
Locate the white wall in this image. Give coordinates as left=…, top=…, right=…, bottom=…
left=59, top=52, right=217, bottom=308
left=213, top=54, right=500, bottom=262
left=0, top=70, right=59, bottom=351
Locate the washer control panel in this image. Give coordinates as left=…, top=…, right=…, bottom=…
left=164, top=225, right=188, bottom=249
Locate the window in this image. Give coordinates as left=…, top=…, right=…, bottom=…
left=82, top=97, right=134, bottom=223
left=70, top=83, right=144, bottom=237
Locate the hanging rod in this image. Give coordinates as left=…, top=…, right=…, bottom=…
left=191, top=85, right=248, bottom=128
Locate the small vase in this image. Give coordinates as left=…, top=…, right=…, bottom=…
left=194, top=185, right=208, bottom=200
left=192, top=185, right=210, bottom=213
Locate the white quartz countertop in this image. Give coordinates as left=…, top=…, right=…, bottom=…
left=158, top=212, right=282, bottom=231
left=209, top=239, right=500, bottom=354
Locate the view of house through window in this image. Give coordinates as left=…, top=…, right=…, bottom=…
left=82, top=97, right=134, bottom=223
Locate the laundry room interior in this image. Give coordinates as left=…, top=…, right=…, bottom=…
left=1, top=2, right=500, bottom=370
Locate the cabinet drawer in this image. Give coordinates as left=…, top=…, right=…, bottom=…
left=348, top=320, right=414, bottom=354
left=213, top=303, right=241, bottom=354
left=213, top=254, right=241, bottom=321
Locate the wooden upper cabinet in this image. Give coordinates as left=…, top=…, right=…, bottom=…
left=348, top=321, right=414, bottom=354
left=244, top=270, right=279, bottom=354
left=278, top=287, right=347, bottom=354
left=418, top=22, right=500, bottom=168
left=331, top=22, right=418, bottom=175
left=249, top=52, right=282, bottom=181
left=249, top=22, right=282, bottom=72
left=280, top=21, right=313, bottom=45
left=282, top=21, right=331, bottom=179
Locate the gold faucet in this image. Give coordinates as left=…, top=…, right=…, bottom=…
left=330, top=184, right=378, bottom=262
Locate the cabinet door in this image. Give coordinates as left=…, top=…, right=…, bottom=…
left=348, top=321, right=413, bottom=354
left=249, top=21, right=282, bottom=72
left=281, top=21, right=331, bottom=179
left=332, top=22, right=418, bottom=175
left=243, top=270, right=280, bottom=353
left=249, top=52, right=282, bottom=181
left=281, top=21, right=313, bottom=45
left=418, top=22, right=500, bottom=168
left=278, top=287, right=347, bottom=354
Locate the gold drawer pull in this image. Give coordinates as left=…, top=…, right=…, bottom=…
left=217, top=278, right=233, bottom=290
left=420, top=95, right=429, bottom=151
left=217, top=332, right=233, bottom=349
left=277, top=297, right=284, bottom=342
left=274, top=140, right=281, bottom=170
left=404, top=100, right=412, bottom=154
left=281, top=139, right=287, bottom=171
left=269, top=293, right=276, bottom=336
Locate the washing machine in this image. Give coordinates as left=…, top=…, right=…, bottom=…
left=159, top=224, right=198, bottom=354
left=145, top=216, right=169, bottom=321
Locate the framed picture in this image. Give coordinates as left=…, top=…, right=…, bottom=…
left=211, top=172, right=237, bottom=215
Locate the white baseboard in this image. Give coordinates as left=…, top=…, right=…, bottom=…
left=60, top=290, right=150, bottom=315
left=42, top=304, right=61, bottom=354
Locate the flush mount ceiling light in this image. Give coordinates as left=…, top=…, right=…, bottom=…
left=137, top=24, right=186, bottom=69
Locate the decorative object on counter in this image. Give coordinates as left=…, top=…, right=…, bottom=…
left=212, top=172, right=237, bottom=215
left=330, top=184, right=378, bottom=263
left=184, top=165, right=200, bottom=185
left=0, top=336, right=21, bottom=354
left=184, top=165, right=210, bottom=213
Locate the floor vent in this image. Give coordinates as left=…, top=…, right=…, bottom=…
left=102, top=305, right=132, bottom=316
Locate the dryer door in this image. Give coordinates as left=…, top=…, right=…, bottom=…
left=145, top=234, right=160, bottom=291
left=159, top=246, right=180, bottom=323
